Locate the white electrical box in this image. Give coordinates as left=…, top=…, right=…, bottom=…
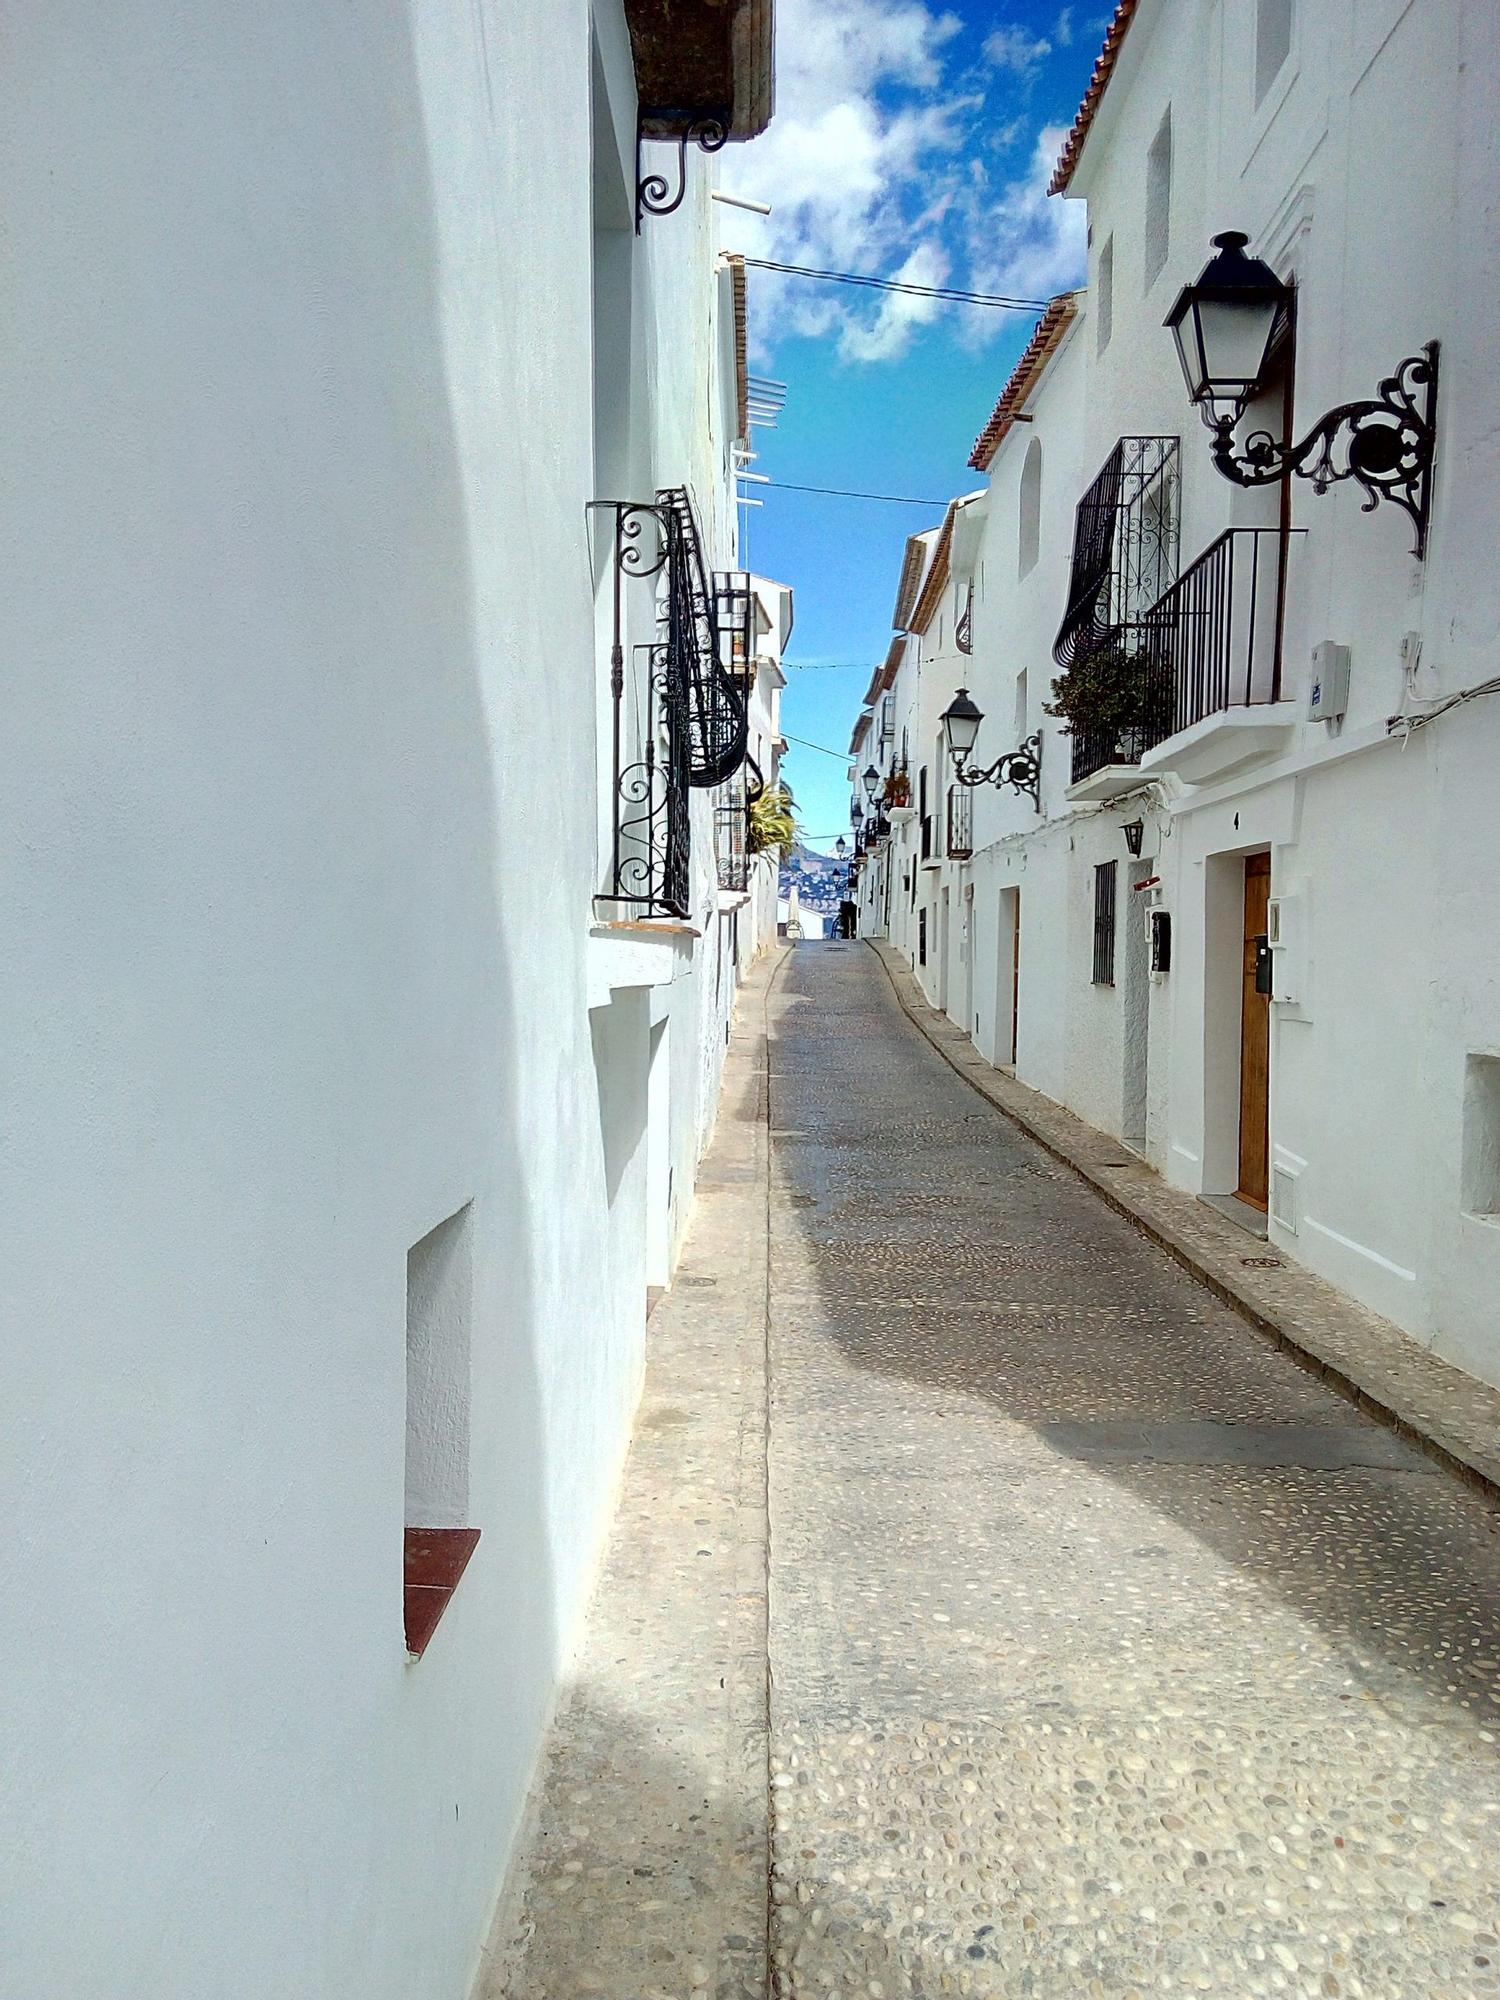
left=1307, top=641, right=1350, bottom=722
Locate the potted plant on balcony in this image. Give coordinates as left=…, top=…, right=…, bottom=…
left=1045, top=641, right=1161, bottom=763
left=884, top=765, right=915, bottom=822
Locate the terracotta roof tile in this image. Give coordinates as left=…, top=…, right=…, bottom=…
left=727, top=255, right=749, bottom=442
left=909, top=502, right=959, bottom=637
left=891, top=534, right=930, bottom=632
left=1049, top=0, right=1140, bottom=196
left=968, top=293, right=1079, bottom=470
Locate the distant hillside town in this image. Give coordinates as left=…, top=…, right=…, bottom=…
left=778, top=841, right=846, bottom=919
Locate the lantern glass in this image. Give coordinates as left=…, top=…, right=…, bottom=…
left=940, top=688, right=983, bottom=764
left=1165, top=232, right=1287, bottom=423
left=862, top=764, right=881, bottom=802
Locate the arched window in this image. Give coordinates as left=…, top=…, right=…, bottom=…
left=1018, top=436, right=1043, bottom=580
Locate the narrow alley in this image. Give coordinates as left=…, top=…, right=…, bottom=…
left=491, top=940, right=1500, bottom=2000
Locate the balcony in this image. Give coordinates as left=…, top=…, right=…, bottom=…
left=1067, top=718, right=1167, bottom=799
left=1056, top=437, right=1181, bottom=802
left=596, top=489, right=752, bottom=920
left=1138, top=527, right=1305, bottom=785
left=945, top=784, right=973, bottom=861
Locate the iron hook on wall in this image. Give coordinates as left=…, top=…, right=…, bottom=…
left=636, top=115, right=729, bottom=231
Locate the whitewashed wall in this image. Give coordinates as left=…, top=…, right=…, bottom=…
left=0, top=4, right=765, bottom=1997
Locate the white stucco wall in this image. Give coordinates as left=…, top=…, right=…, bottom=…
left=0, top=4, right=774, bottom=1997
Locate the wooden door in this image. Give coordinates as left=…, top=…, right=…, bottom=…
left=1237, top=853, right=1272, bottom=1208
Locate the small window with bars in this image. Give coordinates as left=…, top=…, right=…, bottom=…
left=1092, top=862, right=1118, bottom=985
left=919, top=907, right=928, bottom=965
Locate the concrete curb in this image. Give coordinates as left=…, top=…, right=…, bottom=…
left=869, top=939, right=1500, bottom=1506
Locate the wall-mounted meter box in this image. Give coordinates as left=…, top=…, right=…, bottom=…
left=1307, top=641, right=1350, bottom=722
left=1266, top=890, right=1305, bottom=1006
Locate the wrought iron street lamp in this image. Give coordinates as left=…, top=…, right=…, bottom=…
left=1165, top=232, right=1439, bottom=558
left=1121, top=818, right=1145, bottom=859
left=939, top=688, right=1041, bottom=812
left=862, top=764, right=881, bottom=804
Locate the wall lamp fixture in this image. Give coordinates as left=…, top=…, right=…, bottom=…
left=1121, top=818, right=1145, bottom=859
left=939, top=689, right=1041, bottom=812
left=862, top=764, right=881, bottom=804
left=1166, top=233, right=1439, bottom=558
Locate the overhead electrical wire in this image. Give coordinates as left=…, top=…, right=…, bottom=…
left=747, top=478, right=949, bottom=507
left=781, top=729, right=861, bottom=760
left=739, top=257, right=1049, bottom=313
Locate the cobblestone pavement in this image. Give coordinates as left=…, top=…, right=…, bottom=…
left=765, top=942, right=1500, bottom=2000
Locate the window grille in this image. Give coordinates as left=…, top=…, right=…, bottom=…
left=1092, top=862, right=1118, bottom=985
left=919, top=908, right=928, bottom=965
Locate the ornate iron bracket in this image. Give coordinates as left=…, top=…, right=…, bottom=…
left=636, top=115, right=729, bottom=231
left=955, top=583, right=973, bottom=656
left=953, top=732, right=1042, bottom=813
left=1209, top=343, right=1439, bottom=559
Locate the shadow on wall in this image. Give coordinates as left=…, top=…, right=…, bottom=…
left=0, top=7, right=582, bottom=1998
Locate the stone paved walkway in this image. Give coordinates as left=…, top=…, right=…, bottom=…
left=487, top=940, right=1500, bottom=2000
left=765, top=942, right=1500, bottom=2000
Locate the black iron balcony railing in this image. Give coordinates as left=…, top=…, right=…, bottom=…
left=595, top=490, right=751, bottom=920
left=714, top=783, right=750, bottom=893
left=1069, top=717, right=1163, bottom=785
left=945, top=784, right=973, bottom=860
left=1141, top=526, right=1305, bottom=743
left=1054, top=437, right=1180, bottom=668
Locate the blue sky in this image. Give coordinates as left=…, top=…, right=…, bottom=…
left=717, top=0, right=1104, bottom=850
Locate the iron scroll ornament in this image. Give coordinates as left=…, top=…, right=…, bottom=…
left=1208, top=343, right=1439, bottom=560
left=636, top=116, right=730, bottom=231
left=951, top=732, right=1042, bottom=813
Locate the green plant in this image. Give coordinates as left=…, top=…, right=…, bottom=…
left=1045, top=641, right=1156, bottom=738
left=748, top=783, right=797, bottom=856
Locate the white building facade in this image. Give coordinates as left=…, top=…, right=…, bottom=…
left=2, top=5, right=783, bottom=1998
left=856, top=0, right=1500, bottom=1391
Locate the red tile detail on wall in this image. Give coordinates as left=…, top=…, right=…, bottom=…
left=403, top=1526, right=480, bottom=1657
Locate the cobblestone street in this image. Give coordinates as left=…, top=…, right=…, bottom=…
left=766, top=943, right=1500, bottom=2000
left=492, top=942, right=1500, bottom=2000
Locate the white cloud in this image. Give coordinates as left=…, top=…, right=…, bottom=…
left=718, top=0, right=1084, bottom=365
left=1054, top=6, right=1076, bottom=47
left=840, top=241, right=951, bottom=362
left=982, top=24, right=1052, bottom=75
left=961, top=125, right=1087, bottom=322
